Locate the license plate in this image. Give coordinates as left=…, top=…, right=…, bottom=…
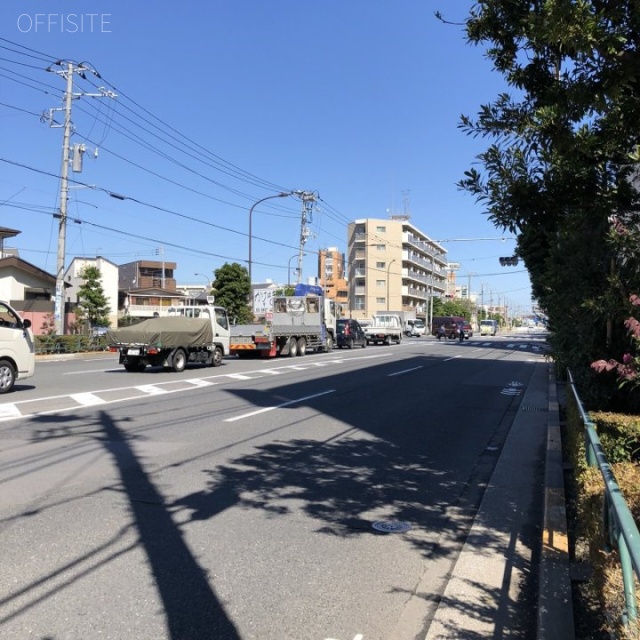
left=127, top=348, right=140, bottom=356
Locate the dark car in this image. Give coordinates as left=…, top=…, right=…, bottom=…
left=336, top=319, right=366, bottom=349
left=461, top=322, right=473, bottom=339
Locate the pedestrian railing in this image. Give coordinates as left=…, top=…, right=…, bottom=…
left=567, top=370, right=640, bottom=628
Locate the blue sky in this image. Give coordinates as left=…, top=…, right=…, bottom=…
left=0, top=0, right=532, bottom=314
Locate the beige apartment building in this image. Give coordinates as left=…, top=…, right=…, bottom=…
left=347, top=216, right=448, bottom=321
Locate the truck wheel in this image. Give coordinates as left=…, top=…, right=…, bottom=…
left=384, top=336, right=391, bottom=345
left=325, top=335, right=333, bottom=352
left=211, top=346, right=223, bottom=367
left=347, top=338, right=354, bottom=349
left=296, top=337, right=307, bottom=356
left=287, top=337, right=298, bottom=357
left=171, top=348, right=187, bottom=372
left=362, top=339, right=366, bottom=349
left=0, top=359, right=16, bottom=393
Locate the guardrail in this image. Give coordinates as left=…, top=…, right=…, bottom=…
left=567, top=370, right=640, bottom=627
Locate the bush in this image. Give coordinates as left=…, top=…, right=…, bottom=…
left=566, top=390, right=640, bottom=637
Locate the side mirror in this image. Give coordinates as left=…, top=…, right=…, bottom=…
left=22, top=319, right=31, bottom=329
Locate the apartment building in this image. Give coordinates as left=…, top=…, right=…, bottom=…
left=347, top=216, right=448, bottom=321
left=317, top=247, right=349, bottom=313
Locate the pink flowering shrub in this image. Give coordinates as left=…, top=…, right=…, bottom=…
left=591, top=295, right=640, bottom=386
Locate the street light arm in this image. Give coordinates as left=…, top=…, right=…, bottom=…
left=249, top=192, right=292, bottom=286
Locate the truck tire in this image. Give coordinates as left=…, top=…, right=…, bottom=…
left=325, top=334, right=333, bottom=352
left=0, top=359, right=16, bottom=393
left=171, top=348, right=187, bottom=372
left=296, top=337, right=307, bottom=356
left=384, top=336, right=391, bottom=345
left=287, top=337, right=298, bottom=357
left=211, top=346, right=223, bottom=367
left=347, top=338, right=354, bottom=349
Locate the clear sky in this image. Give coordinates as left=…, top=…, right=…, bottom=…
left=0, top=0, right=533, bottom=315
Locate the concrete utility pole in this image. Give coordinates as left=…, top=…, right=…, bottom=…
left=48, top=61, right=116, bottom=335
left=296, top=191, right=317, bottom=284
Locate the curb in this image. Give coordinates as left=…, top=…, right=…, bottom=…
left=537, top=367, right=575, bottom=639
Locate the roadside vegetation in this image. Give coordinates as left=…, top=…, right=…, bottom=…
left=454, top=2, right=640, bottom=635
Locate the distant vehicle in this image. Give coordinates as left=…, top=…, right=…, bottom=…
left=480, top=319, right=498, bottom=336
left=90, top=326, right=109, bottom=337
left=461, top=322, right=473, bottom=339
left=336, top=319, right=366, bottom=349
left=431, top=316, right=466, bottom=340
left=404, top=318, right=426, bottom=337
left=364, top=314, right=403, bottom=345
left=0, top=301, right=35, bottom=393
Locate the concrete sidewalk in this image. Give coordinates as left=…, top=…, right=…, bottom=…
left=424, top=363, right=574, bottom=639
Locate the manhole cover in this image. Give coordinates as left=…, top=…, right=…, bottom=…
left=372, top=521, right=412, bottom=533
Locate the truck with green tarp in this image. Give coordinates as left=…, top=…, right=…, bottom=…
left=107, top=305, right=230, bottom=372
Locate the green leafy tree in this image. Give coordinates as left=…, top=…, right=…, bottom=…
left=432, top=298, right=470, bottom=319
left=77, top=266, right=111, bottom=329
left=454, top=1, right=640, bottom=409
left=212, top=262, right=252, bottom=324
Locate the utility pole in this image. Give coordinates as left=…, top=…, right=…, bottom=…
left=296, top=191, right=317, bottom=284
left=48, top=61, right=116, bottom=335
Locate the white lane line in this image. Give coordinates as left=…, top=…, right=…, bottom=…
left=226, top=373, right=253, bottom=380
left=0, top=403, right=21, bottom=418
left=224, top=389, right=335, bottom=423
left=186, top=378, right=215, bottom=387
left=70, top=392, right=105, bottom=406
left=136, top=385, right=168, bottom=395
left=388, top=366, right=423, bottom=377
left=65, top=368, right=122, bottom=374
left=443, top=355, right=461, bottom=362
left=259, top=369, right=283, bottom=375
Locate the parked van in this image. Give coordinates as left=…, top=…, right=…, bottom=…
left=431, top=316, right=466, bottom=340
left=480, top=319, right=498, bottom=336
left=0, top=301, right=35, bottom=393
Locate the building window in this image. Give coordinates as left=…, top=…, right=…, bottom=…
left=376, top=280, right=385, bottom=287
left=376, top=226, right=386, bottom=233
left=376, top=244, right=386, bottom=251
left=376, top=297, right=386, bottom=304
left=354, top=296, right=365, bottom=310
left=376, top=262, right=385, bottom=269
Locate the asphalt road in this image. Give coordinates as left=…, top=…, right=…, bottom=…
left=0, top=332, right=548, bottom=640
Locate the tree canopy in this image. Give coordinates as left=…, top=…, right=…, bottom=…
left=457, top=0, right=640, bottom=409
left=212, top=263, right=253, bottom=324
left=77, top=266, right=111, bottom=329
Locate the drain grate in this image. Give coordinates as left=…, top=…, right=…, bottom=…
left=372, top=521, right=412, bottom=533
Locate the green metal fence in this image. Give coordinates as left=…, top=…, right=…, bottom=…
left=567, top=369, right=640, bottom=627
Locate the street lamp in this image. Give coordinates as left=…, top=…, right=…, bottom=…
left=248, top=192, right=291, bottom=286
left=194, top=272, right=210, bottom=290
left=287, top=253, right=306, bottom=286
left=387, top=259, right=396, bottom=311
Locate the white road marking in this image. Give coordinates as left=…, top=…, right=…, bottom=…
left=388, top=366, right=423, bottom=377
left=136, top=385, right=168, bottom=395
left=224, top=389, right=335, bottom=423
left=65, top=368, right=122, bottom=374
left=226, top=373, right=253, bottom=380
left=0, top=403, right=21, bottom=418
left=443, top=355, right=461, bottom=362
left=70, top=392, right=105, bottom=406
left=186, top=378, right=215, bottom=387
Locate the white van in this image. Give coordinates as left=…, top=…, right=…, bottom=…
left=480, top=319, right=498, bottom=336
left=0, top=301, right=35, bottom=393
left=404, top=318, right=426, bottom=337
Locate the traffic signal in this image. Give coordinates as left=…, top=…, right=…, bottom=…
left=499, top=256, right=519, bottom=266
